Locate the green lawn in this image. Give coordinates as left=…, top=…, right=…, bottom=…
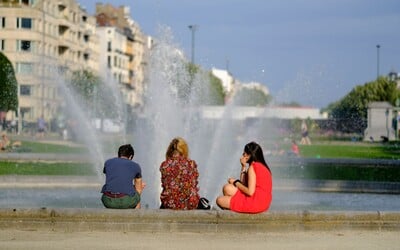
left=274, top=164, right=400, bottom=182
left=295, top=143, right=400, bottom=159
left=10, top=141, right=87, bottom=154
left=0, top=162, right=95, bottom=175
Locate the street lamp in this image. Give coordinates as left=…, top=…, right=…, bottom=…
left=376, top=44, right=380, bottom=79
left=385, top=108, right=389, bottom=141
left=188, top=25, right=198, bottom=65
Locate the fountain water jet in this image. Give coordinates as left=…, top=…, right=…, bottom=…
left=56, top=64, right=129, bottom=179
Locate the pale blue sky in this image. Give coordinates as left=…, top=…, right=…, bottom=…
left=80, top=0, right=400, bottom=108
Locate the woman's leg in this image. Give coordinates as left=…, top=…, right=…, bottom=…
left=216, top=183, right=238, bottom=209
left=222, top=183, right=237, bottom=196
left=216, top=195, right=231, bottom=209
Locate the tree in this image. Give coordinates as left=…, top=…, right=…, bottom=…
left=182, top=62, right=225, bottom=105
left=233, top=87, right=272, bottom=106
left=206, top=72, right=225, bottom=105
left=70, top=70, right=99, bottom=102
left=70, top=70, right=123, bottom=118
left=324, top=77, right=400, bottom=133
left=279, top=101, right=302, bottom=107
left=0, top=52, right=18, bottom=112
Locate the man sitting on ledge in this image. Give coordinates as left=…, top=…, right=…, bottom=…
left=101, top=144, right=145, bottom=209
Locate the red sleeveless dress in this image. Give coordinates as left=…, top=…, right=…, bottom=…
left=230, top=162, right=272, bottom=213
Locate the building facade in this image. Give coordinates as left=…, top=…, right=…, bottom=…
left=95, top=3, right=148, bottom=108
left=0, top=0, right=99, bottom=124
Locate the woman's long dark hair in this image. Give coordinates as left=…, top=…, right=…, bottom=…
left=244, top=141, right=271, bottom=172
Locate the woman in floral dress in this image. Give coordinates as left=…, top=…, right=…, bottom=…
left=160, top=137, right=200, bottom=209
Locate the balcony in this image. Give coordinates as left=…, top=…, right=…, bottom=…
left=58, top=1, right=66, bottom=11
left=58, top=20, right=70, bottom=32
left=0, top=0, right=20, bottom=7
left=58, top=44, right=68, bottom=55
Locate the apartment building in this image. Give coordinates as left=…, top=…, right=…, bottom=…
left=0, top=0, right=99, bottom=123
left=95, top=3, right=148, bottom=107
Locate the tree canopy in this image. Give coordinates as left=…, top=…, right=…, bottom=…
left=69, top=70, right=117, bottom=118
left=324, top=77, right=400, bottom=132
left=184, top=63, right=225, bottom=105
left=233, top=87, right=272, bottom=106
left=0, top=52, right=18, bottom=112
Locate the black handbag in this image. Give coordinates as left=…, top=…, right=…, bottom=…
left=197, top=197, right=211, bottom=210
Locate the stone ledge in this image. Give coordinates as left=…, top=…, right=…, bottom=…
left=0, top=208, right=399, bottom=233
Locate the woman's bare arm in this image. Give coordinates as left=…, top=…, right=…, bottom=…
left=235, top=165, right=256, bottom=196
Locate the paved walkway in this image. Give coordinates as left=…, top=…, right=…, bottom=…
left=1, top=229, right=398, bottom=250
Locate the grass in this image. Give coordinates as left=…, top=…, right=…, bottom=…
left=275, top=165, right=400, bottom=182
left=0, top=162, right=95, bottom=176
left=8, top=140, right=87, bottom=154
left=288, top=143, right=400, bottom=159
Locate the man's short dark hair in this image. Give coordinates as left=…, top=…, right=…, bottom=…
left=118, top=144, right=134, bottom=158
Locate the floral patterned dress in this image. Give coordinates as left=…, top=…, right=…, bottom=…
left=160, top=156, right=200, bottom=209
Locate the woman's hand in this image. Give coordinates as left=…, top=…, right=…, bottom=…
left=228, top=178, right=235, bottom=184
left=240, top=153, right=249, bottom=169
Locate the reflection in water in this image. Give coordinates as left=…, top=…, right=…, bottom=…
left=1, top=187, right=399, bottom=211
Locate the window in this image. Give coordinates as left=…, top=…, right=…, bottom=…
left=0, top=17, right=5, bottom=28
left=0, top=40, right=4, bottom=51
left=20, top=85, right=32, bottom=96
left=107, top=56, right=111, bottom=68
left=16, top=62, right=33, bottom=74
left=17, top=40, right=32, bottom=52
left=107, top=41, right=111, bottom=52
left=17, top=18, right=32, bottom=29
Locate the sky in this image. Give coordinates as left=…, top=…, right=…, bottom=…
left=79, top=0, right=400, bottom=108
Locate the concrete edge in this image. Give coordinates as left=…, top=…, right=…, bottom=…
left=0, top=208, right=399, bottom=233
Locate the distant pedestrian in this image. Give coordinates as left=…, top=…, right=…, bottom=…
left=300, top=120, right=311, bottom=145
left=0, top=133, right=10, bottom=151
left=1, top=118, right=6, bottom=132
left=10, top=119, right=17, bottom=134
left=36, top=115, right=46, bottom=139
left=289, top=140, right=300, bottom=156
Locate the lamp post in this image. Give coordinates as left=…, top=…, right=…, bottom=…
left=188, top=25, right=198, bottom=65
left=376, top=44, right=380, bottom=79
left=385, top=108, right=389, bottom=141
left=34, top=0, right=46, bottom=117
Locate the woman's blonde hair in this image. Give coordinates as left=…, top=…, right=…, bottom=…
left=165, top=137, right=189, bottom=159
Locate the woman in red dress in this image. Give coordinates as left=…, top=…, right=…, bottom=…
left=160, top=137, right=200, bottom=210
left=216, top=141, right=272, bottom=213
